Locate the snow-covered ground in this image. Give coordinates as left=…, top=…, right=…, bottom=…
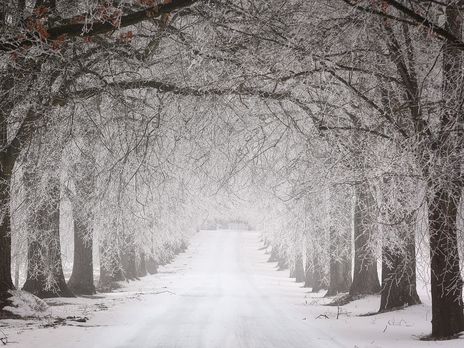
left=1, top=230, right=463, bottom=347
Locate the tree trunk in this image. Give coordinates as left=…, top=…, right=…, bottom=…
left=294, top=253, right=305, bottom=283
left=326, top=227, right=352, bottom=297
left=349, top=182, right=380, bottom=296
left=146, top=255, right=158, bottom=275
left=67, top=216, right=95, bottom=295
left=311, top=255, right=325, bottom=293
left=423, top=2, right=464, bottom=339
left=68, top=169, right=96, bottom=295
left=428, top=185, right=464, bottom=338
left=268, top=247, right=279, bottom=262
left=277, top=250, right=288, bottom=270
left=0, top=95, right=16, bottom=313
left=22, top=175, right=74, bottom=298
left=304, top=250, right=313, bottom=288
left=122, top=245, right=137, bottom=280
left=137, top=251, right=147, bottom=278
left=0, top=176, right=14, bottom=314
left=379, top=217, right=420, bottom=311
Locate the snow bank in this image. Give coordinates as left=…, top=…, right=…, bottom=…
left=3, top=290, right=49, bottom=318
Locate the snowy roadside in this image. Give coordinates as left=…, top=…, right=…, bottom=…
left=0, top=243, right=194, bottom=347
left=255, top=245, right=464, bottom=348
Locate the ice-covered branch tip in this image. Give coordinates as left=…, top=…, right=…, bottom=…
left=0, top=0, right=197, bottom=53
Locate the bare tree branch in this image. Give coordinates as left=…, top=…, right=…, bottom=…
left=0, top=0, right=197, bottom=53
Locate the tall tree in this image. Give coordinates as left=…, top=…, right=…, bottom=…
left=426, top=2, right=464, bottom=337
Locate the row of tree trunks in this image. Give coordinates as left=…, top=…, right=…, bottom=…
left=0, top=0, right=57, bottom=310
left=99, top=237, right=162, bottom=291
left=0, top=0, right=191, bottom=310
left=271, top=180, right=420, bottom=308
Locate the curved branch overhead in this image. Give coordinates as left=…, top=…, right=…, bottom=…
left=343, top=0, right=464, bottom=50
left=0, top=0, right=197, bottom=53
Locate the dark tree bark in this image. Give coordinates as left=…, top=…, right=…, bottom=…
left=326, top=227, right=352, bottom=297
left=349, top=182, right=380, bottom=296
left=0, top=176, right=14, bottom=314
left=423, top=3, right=464, bottom=338
left=22, top=175, right=73, bottom=298
left=67, top=166, right=96, bottom=295
left=67, top=215, right=95, bottom=295
left=0, top=75, right=18, bottom=314
left=427, top=185, right=464, bottom=337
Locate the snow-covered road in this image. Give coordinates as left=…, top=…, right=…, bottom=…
left=110, top=230, right=342, bottom=348
left=5, top=230, right=343, bottom=348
